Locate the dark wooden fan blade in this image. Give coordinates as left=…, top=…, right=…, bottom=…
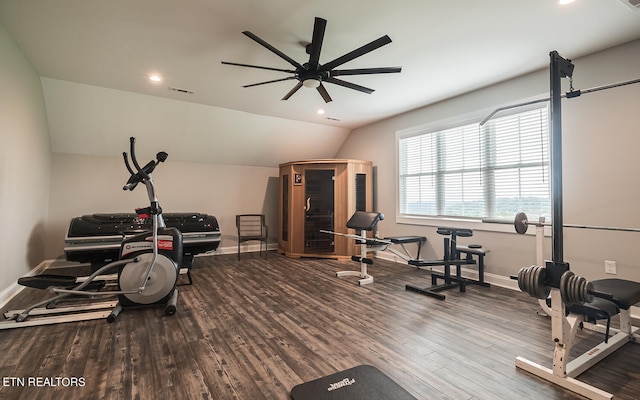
left=331, top=67, right=402, bottom=76
left=317, top=83, right=333, bottom=103
left=325, top=77, right=375, bottom=94
left=243, top=31, right=304, bottom=69
left=221, top=61, right=296, bottom=74
left=243, top=77, right=297, bottom=88
left=320, top=35, right=392, bottom=72
left=308, top=17, right=327, bottom=68
left=282, top=81, right=304, bottom=100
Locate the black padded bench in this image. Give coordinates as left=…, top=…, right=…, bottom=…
left=455, top=245, right=490, bottom=287
left=566, top=297, right=619, bottom=343
left=378, top=236, right=427, bottom=263
left=566, top=278, right=640, bottom=343
left=406, top=227, right=489, bottom=300
left=408, top=227, right=474, bottom=268
left=591, top=279, right=640, bottom=310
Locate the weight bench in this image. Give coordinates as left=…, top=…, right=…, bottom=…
left=565, top=297, right=618, bottom=344
left=321, top=213, right=430, bottom=285
left=566, top=278, right=640, bottom=344
left=379, top=236, right=426, bottom=264
left=517, top=277, right=640, bottom=399
left=405, top=227, right=489, bottom=300
left=321, top=211, right=386, bottom=285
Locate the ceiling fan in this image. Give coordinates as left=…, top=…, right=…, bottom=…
left=221, top=17, right=402, bottom=103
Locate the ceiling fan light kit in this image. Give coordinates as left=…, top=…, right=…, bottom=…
left=302, top=79, right=321, bottom=88
left=222, top=17, right=402, bottom=103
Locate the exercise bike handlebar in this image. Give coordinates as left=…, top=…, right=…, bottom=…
left=122, top=137, right=168, bottom=191
left=120, top=137, right=171, bottom=293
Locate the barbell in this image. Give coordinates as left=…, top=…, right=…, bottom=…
left=513, top=212, right=640, bottom=235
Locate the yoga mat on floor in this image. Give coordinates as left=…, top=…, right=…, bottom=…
left=290, top=365, right=417, bottom=400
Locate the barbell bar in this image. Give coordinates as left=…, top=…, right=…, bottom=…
left=512, top=212, right=640, bottom=235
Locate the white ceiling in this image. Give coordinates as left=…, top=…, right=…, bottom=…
left=1, top=0, right=640, bottom=164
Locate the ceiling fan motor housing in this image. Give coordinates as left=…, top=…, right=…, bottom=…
left=221, top=17, right=402, bottom=103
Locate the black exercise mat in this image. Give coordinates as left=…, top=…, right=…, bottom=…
left=290, top=365, right=417, bottom=400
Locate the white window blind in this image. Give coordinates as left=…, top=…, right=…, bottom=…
left=399, top=107, right=550, bottom=220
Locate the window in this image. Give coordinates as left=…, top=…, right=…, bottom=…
left=398, top=106, right=550, bottom=222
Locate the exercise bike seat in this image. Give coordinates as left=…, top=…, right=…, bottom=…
left=436, top=227, right=473, bottom=237
left=18, top=274, right=106, bottom=291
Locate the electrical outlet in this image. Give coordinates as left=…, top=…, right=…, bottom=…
left=605, top=260, right=617, bottom=275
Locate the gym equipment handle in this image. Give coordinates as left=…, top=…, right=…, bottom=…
left=122, top=137, right=168, bottom=191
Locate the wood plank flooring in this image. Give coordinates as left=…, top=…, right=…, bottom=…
left=1, top=252, right=639, bottom=399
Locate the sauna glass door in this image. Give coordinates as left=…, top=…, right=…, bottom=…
left=304, top=169, right=335, bottom=253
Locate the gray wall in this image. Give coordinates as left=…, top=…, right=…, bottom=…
left=0, top=24, right=52, bottom=300
left=46, top=153, right=279, bottom=259
left=336, top=39, right=640, bottom=285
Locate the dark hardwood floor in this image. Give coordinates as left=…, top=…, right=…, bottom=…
left=0, top=252, right=638, bottom=400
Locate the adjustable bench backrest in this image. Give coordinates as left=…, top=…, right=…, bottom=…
left=346, top=211, right=384, bottom=231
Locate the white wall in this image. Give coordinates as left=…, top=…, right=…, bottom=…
left=0, top=24, right=52, bottom=297
left=46, top=153, right=279, bottom=259
left=38, top=78, right=346, bottom=261
left=336, top=39, right=640, bottom=284
left=40, top=77, right=351, bottom=168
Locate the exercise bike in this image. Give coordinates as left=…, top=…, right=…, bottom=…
left=2, top=137, right=182, bottom=328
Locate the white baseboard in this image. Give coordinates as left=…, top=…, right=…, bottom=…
left=374, top=251, right=640, bottom=318
left=195, top=243, right=277, bottom=258
left=0, top=260, right=53, bottom=309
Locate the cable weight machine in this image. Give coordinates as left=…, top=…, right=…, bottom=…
left=508, top=51, right=640, bottom=400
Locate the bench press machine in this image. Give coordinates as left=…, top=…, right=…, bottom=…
left=405, top=227, right=489, bottom=300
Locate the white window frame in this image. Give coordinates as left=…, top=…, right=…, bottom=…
left=395, top=104, right=550, bottom=234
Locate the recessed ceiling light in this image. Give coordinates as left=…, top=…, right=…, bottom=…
left=317, top=109, right=325, bottom=115
left=149, top=74, right=162, bottom=82
left=559, top=0, right=575, bottom=5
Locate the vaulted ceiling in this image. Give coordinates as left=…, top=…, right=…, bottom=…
left=1, top=0, right=639, bottom=166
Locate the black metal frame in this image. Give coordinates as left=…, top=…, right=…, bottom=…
left=405, top=227, right=489, bottom=300
left=546, top=51, right=575, bottom=287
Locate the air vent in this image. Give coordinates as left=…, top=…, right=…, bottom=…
left=326, top=117, right=341, bottom=121
left=619, top=0, right=640, bottom=10
left=168, top=86, right=195, bottom=94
